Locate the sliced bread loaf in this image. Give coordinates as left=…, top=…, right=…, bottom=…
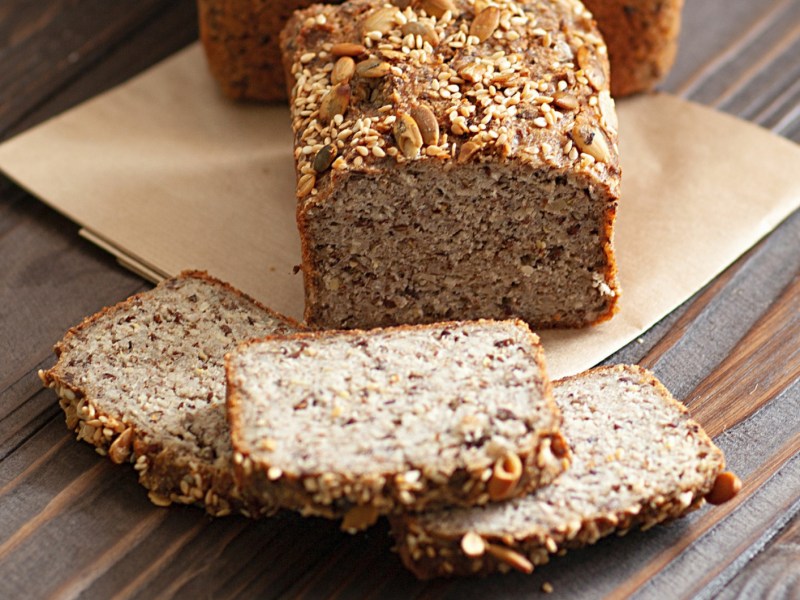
left=281, top=0, right=620, bottom=331
left=39, top=271, right=299, bottom=516
left=391, top=365, right=733, bottom=578
left=226, top=320, right=569, bottom=531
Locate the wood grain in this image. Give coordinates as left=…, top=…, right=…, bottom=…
left=0, top=0, right=798, bottom=597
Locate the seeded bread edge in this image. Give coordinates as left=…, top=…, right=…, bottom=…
left=39, top=270, right=302, bottom=517
left=389, top=364, right=726, bottom=579
left=226, top=319, right=570, bottom=531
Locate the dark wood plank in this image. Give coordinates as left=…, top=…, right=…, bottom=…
left=0, top=0, right=196, bottom=140
left=718, top=513, right=800, bottom=599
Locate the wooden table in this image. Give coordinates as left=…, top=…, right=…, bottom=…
left=1, top=1, right=798, bottom=597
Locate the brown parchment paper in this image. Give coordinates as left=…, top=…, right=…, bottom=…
left=1, top=44, right=799, bottom=379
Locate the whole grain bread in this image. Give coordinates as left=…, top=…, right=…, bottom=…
left=390, top=365, right=730, bottom=578
left=281, top=0, right=620, bottom=331
left=226, top=319, right=569, bottom=531
left=583, top=0, right=684, bottom=96
left=198, top=0, right=681, bottom=100
left=39, top=271, right=299, bottom=516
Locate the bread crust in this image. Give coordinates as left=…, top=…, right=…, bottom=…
left=583, top=0, right=685, bottom=96
left=390, top=364, right=726, bottom=578
left=199, top=0, right=682, bottom=100
left=40, top=270, right=301, bottom=516
left=226, top=319, right=570, bottom=529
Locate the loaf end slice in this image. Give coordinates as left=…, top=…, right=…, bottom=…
left=40, top=271, right=300, bottom=516
left=281, top=0, right=620, bottom=330
left=391, top=365, right=732, bottom=578
left=226, top=319, right=569, bottom=531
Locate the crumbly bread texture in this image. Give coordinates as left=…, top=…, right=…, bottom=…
left=197, top=0, right=344, bottom=101
left=583, top=0, right=684, bottom=96
left=39, top=271, right=299, bottom=517
left=281, top=0, right=620, bottom=331
left=226, top=319, right=569, bottom=530
left=391, top=365, right=727, bottom=578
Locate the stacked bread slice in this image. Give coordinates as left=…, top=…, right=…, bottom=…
left=40, top=271, right=301, bottom=516
left=42, top=273, right=736, bottom=579
left=226, top=320, right=569, bottom=530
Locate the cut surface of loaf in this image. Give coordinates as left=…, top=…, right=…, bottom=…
left=391, top=365, right=727, bottom=578
left=281, top=0, right=620, bottom=331
left=40, top=271, right=299, bottom=516
left=583, top=0, right=684, bottom=96
left=226, top=319, right=569, bottom=530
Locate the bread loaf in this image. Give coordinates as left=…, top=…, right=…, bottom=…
left=40, top=271, right=299, bottom=516
left=390, top=365, right=730, bottom=578
left=226, top=319, right=569, bottom=531
left=281, top=0, right=620, bottom=330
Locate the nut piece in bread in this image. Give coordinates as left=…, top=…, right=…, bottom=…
left=390, top=365, right=729, bottom=578
left=281, top=0, right=620, bottom=331
left=40, top=271, right=300, bottom=516
left=226, top=319, right=569, bottom=530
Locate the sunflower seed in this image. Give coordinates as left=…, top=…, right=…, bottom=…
left=458, top=140, right=481, bottom=162
left=400, top=21, right=439, bottom=47
left=362, top=6, right=400, bottom=34
left=572, top=116, right=611, bottom=163
left=410, top=104, right=439, bottom=145
left=297, top=173, right=316, bottom=197
left=331, top=42, right=367, bottom=57
left=319, top=83, right=351, bottom=122
left=420, top=0, right=457, bottom=19
left=393, top=113, right=423, bottom=159
left=469, top=6, right=500, bottom=42
left=576, top=44, right=606, bottom=91
left=331, top=56, right=356, bottom=84
left=356, top=58, right=392, bottom=78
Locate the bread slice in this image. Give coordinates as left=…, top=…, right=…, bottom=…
left=226, top=319, right=569, bottom=531
left=281, top=0, right=620, bottom=331
left=39, top=271, right=300, bottom=516
left=390, top=365, right=728, bottom=578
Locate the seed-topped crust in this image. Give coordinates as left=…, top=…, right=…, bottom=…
left=280, top=0, right=621, bottom=331
left=390, top=365, right=728, bottom=579
left=226, top=319, right=569, bottom=530
left=40, top=271, right=301, bottom=517
left=282, top=0, right=619, bottom=197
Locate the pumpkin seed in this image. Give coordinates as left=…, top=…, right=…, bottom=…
left=313, top=144, right=337, bottom=172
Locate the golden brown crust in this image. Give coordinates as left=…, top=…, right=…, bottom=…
left=197, top=0, right=345, bottom=102
left=41, top=271, right=301, bottom=517
left=583, top=0, right=685, bottom=96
